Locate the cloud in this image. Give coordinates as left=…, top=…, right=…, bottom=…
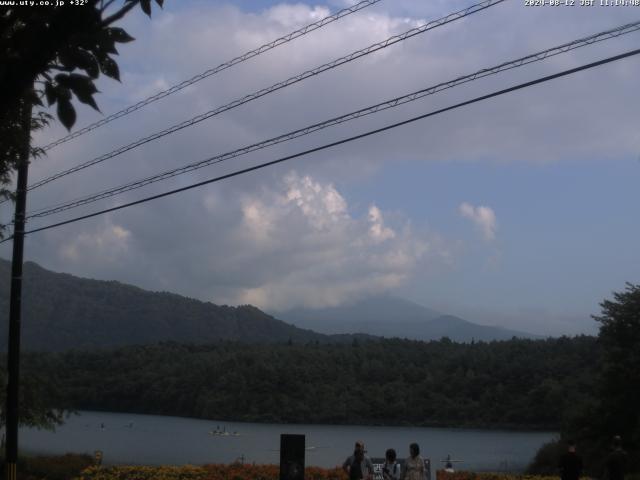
left=3, top=0, right=633, bottom=334
left=227, top=172, right=434, bottom=310
left=282, top=173, right=349, bottom=231
left=368, top=205, right=395, bottom=243
left=10, top=170, right=451, bottom=313
left=25, top=1, right=640, bottom=205
left=459, top=202, right=497, bottom=241
left=59, top=221, right=132, bottom=264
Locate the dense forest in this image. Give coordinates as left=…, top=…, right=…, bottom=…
left=527, top=283, right=640, bottom=475
left=18, top=336, right=597, bottom=430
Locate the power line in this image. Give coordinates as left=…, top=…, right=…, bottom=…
left=39, top=0, right=384, bottom=152
left=4, top=47, right=637, bottom=242
left=23, top=20, right=640, bottom=221
left=24, top=0, right=505, bottom=193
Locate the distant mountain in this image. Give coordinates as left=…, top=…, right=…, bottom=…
left=0, top=259, right=367, bottom=351
left=276, top=295, right=539, bottom=342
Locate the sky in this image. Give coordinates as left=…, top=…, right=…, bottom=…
left=2, top=0, right=639, bottom=336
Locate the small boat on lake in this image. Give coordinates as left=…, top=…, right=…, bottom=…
left=208, top=426, right=240, bottom=436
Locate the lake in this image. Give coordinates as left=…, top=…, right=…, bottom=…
left=20, top=411, right=555, bottom=471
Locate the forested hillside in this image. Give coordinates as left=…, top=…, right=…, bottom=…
left=21, top=336, right=598, bottom=429
left=0, top=259, right=334, bottom=350
left=0, top=259, right=526, bottom=349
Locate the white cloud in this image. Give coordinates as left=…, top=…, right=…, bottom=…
left=283, top=173, right=349, bottom=231
left=223, top=172, right=437, bottom=310
left=125, top=75, right=171, bottom=103
left=459, top=202, right=497, bottom=241
left=60, top=221, right=132, bottom=263
left=266, top=4, right=330, bottom=28
left=368, top=205, right=395, bottom=243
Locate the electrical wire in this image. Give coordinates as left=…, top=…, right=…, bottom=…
left=2, top=47, right=636, bottom=243
left=39, top=0, right=385, bottom=152
left=24, top=0, right=505, bottom=194
left=23, top=20, right=640, bottom=221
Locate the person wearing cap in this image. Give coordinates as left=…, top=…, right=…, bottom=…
left=343, top=441, right=373, bottom=480
left=558, top=440, right=582, bottom=480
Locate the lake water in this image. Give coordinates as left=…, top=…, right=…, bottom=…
left=20, top=411, right=555, bottom=471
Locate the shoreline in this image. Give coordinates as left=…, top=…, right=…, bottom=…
left=20, top=411, right=553, bottom=470
left=60, top=409, right=559, bottom=434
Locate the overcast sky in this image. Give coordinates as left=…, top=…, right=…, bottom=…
left=2, top=0, right=639, bottom=336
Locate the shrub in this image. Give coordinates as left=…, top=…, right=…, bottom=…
left=15, top=453, right=95, bottom=480
left=75, top=465, right=208, bottom=480
left=525, top=440, right=564, bottom=475
left=75, top=464, right=347, bottom=480
left=435, top=471, right=561, bottom=480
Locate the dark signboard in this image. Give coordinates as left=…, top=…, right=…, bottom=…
left=279, top=434, right=305, bottom=480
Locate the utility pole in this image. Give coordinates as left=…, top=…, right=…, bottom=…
left=5, top=97, right=32, bottom=480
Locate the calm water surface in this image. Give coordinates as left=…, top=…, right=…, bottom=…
left=20, top=411, right=555, bottom=471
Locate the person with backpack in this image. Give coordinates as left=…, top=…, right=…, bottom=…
left=382, top=448, right=402, bottom=480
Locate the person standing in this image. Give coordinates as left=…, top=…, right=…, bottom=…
left=604, top=436, right=628, bottom=480
left=558, top=440, right=583, bottom=480
left=383, top=448, right=402, bottom=480
left=343, top=441, right=373, bottom=480
left=403, top=443, right=426, bottom=480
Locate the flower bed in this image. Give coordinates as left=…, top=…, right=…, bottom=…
left=75, top=466, right=572, bottom=480
left=75, top=464, right=348, bottom=480
left=435, top=471, right=561, bottom=480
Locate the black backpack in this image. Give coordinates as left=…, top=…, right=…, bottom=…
left=350, top=457, right=364, bottom=480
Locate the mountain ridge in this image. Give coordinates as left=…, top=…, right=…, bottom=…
left=0, top=258, right=344, bottom=351
left=1, top=258, right=537, bottom=351
left=276, top=295, right=540, bottom=342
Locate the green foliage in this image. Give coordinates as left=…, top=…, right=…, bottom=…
left=0, top=98, right=51, bottom=205
left=525, top=440, right=564, bottom=475
left=0, top=0, right=163, bottom=128
left=589, top=283, right=640, bottom=473
left=532, top=283, right=640, bottom=475
left=592, top=283, right=640, bottom=440
left=20, top=336, right=598, bottom=430
left=0, top=0, right=164, bottom=235
left=78, top=465, right=208, bottom=480
left=16, top=453, right=94, bottom=480
left=0, top=354, right=66, bottom=431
